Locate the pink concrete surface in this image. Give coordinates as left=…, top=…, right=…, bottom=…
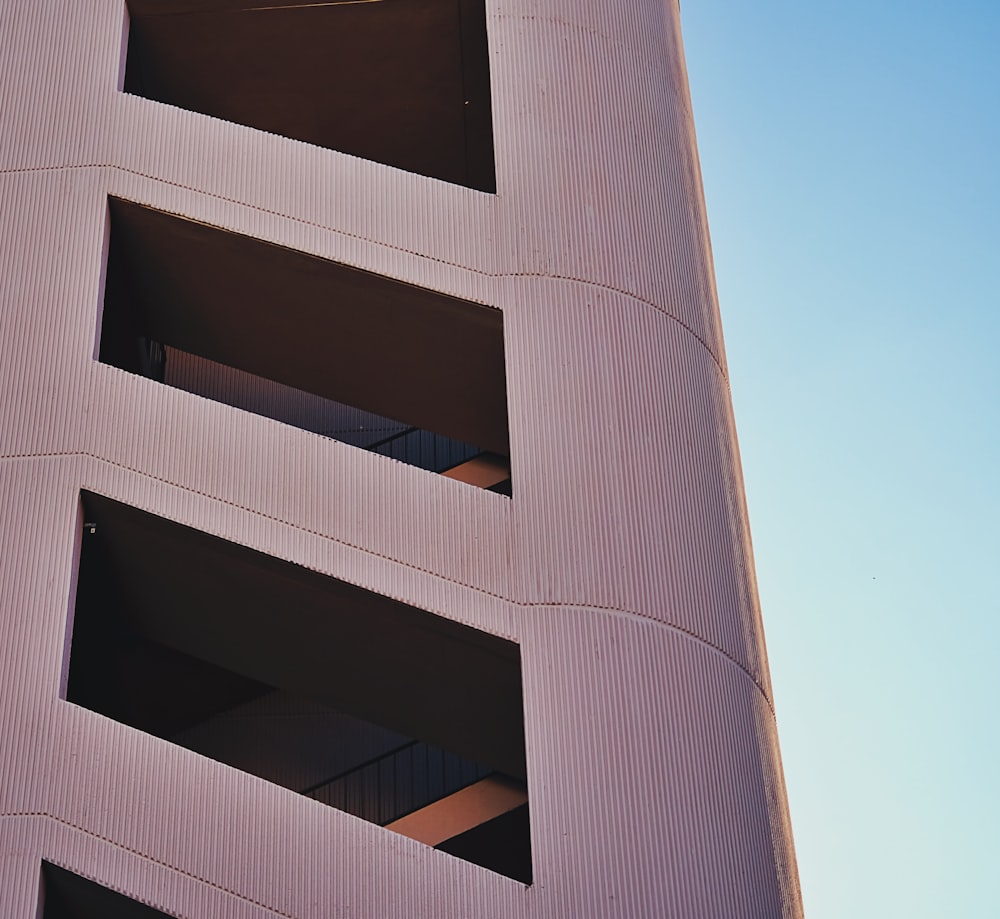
left=0, top=1, right=802, bottom=916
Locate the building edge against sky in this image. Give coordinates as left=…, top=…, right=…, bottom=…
left=0, top=1, right=803, bottom=916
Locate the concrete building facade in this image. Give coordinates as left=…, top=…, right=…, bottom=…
left=0, top=0, right=802, bottom=916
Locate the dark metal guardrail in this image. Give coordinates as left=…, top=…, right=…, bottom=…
left=300, top=739, right=492, bottom=827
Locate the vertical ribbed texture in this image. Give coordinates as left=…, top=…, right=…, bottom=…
left=1, top=0, right=801, bottom=916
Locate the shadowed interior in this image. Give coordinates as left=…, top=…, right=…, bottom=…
left=102, top=198, right=509, bottom=454
left=123, top=0, right=496, bottom=191
left=438, top=803, right=532, bottom=882
left=42, top=863, right=174, bottom=919
left=66, top=491, right=531, bottom=879
left=69, top=490, right=526, bottom=777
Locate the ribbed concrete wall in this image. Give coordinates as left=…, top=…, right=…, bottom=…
left=0, top=0, right=802, bottom=916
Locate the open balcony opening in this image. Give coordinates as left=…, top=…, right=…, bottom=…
left=99, top=198, right=512, bottom=494
left=65, top=491, right=531, bottom=883
left=122, top=0, right=496, bottom=192
left=41, top=863, right=175, bottom=919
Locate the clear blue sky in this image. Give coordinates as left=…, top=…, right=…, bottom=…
left=681, top=1, right=999, bottom=915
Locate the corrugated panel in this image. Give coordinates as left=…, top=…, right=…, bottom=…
left=0, top=0, right=801, bottom=915
left=518, top=610, right=802, bottom=917
left=502, top=278, right=771, bottom=688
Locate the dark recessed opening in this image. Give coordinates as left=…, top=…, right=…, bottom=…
left=99, top=197, right=512, bottom=494
left=41, top=862, right=175, bottom=919
left=123, top=0, right=496, bottom=192
left=438, top=803, right=533, bottom=882
left=66, top=491, right=531, bottom=883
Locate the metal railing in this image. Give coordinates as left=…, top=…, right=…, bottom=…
left=300, top=739, right=492, bottom=827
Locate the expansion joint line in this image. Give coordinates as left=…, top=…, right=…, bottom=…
left=0, top=449, right=774, bottom=713
left=0, top=162, right=727, bottom=378
left=0, top=813, right=298, bottom=919
left=505, top=270, right=726, bottom=377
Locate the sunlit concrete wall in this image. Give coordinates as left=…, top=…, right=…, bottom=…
left=0, top=0, right=802, bottom=916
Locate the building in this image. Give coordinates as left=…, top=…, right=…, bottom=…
left=0, top=0, right=803, bottom=916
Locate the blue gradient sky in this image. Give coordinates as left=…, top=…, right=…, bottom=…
left=681, top=2, right=999, bottom=915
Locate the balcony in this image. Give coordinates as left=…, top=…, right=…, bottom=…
left=66, top=491, right=530, bottom=881
left=99, top=198, right=512, bottom=492
left=122, top=0, right=496, bottom=191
